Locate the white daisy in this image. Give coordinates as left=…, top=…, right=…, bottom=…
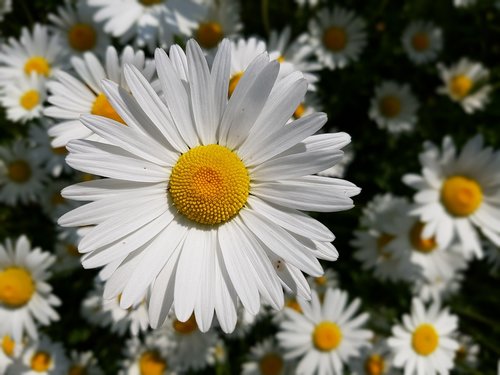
left=45, top=45, right=156, bottom=147
left=0, top=0, right=12, bottom=23
left=369, top=80, right=419, bottom=134
left=455, top=334, right=479, bottom=368
left=307, top=6, right=367, bottom=70
left=437, top=58, right=491, bottom=114
left=0, top=73, right=46, bottom=123
left=211, top=338, right=227, bottom=365
left=0, top=24, right=66, bottom=85
left=349, top=339, right=398, bottom=375
left=388, top=298, right=459, bottom=375
left=402, top=20, right=443, bottom=65
left=0, top=140, right=48, bottom=206
left=67, top=351, right=104, bottom=375
left=412, top=265, right=465, bottom=303
left=88, top=0, right=204, bottom=52
left=48, top=0, right=110, bottom=57
left=0, top=335, right=22, bottom=374
left=277, top=288, right=372, bottom=375
left=229, top=37, right=267, bottom=97
left=403, top=134, right=500, bottom=259
left=0, top=236, right=60, bottom=342
left=242, top=338, right=295, bottom=375
left=58, top=39, right=358, bottom=333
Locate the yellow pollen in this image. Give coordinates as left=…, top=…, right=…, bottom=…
left=312, top=321, right=342, bottom=351
left=139, top=351, right=167, bottom=375
left=7, top=160, right=32, bottom=183
left=449, top=74, right=473, bottom=99
left=30, top=351, right=52, bottom=372
left=91, top=93, right=126, bottom=124
left=315, top=276, right=327, bottom=286
left=293, top=103, right=306, bottom=119
left=173, top=314, right=198, bottom=335
left=0, top=267, right=36, bottom=307
left=2, top=336, right=15, bottom=357
left=52, top=146, right=68, bottom=156
left=68, top=23, right=97, bottom=52
left=441, top=176, right=482, bottom=217
left=69, top=365, right=87, bottom=375
left=286, top=298, right=302, bottom=313
left=412, top=324, right=439, bottom=356
left=24, top=56, right=51, bottom=77
left=139, top=0, right=162, bottom=5
left=411, top=32, right=430, bottom=51
left=169, top=144, right=249, bottom=225
left=364, top=354, right=385, bottom=375
left=259, top=353, right=284, bottom=375
left=323, top=26, right=348, bottom=52
left=19, top=90, right=40, bottom=110
left=409, top=222, right=437, bottom=253
left=196, top=22, right=224, bottom=50
left=228, top=72, right=243, bottom=97
left=379, top=95, right=401, bottom=118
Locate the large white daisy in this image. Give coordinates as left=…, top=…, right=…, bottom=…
left=402, top=20, right=443, bottom=65
left=403, top=134, right=500, bottom=259
left=58, top=39, right=359, bottom=333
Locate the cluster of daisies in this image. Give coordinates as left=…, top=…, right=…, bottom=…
left=0, top=0, right=498, bottom=374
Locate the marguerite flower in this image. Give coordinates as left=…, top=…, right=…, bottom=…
left=412, top=265, right=465, bottom=303
left=402, top=20, right=443, bottom=65
left=369, top=81, right=419, bottom=134
left=242, top=338, right=294, bottom=375
left=437, top=58, right=491, bottom=114
left=455, top=334, right=480, bottom=368
left=45, top=45, right=156, bottom=147
left=403, top=134, right=500, bottom=259
left=349, top=339, right=398, bottom=375
left=229, top=37, right=267, bottom=97
left=0, top=236, right=60, bottom=342
left=307, top=6, right=367, bottom=70
left=59, top=39, right=358, bottom=333
left=0, top=335, right=22, bottom=374
left=388, top=298, right=459, bottom=375
left=307, top=268, right=339, bottom=296
left=0, top=73, right=46, bottom=123
left=67, top=351, right=104, bottom=375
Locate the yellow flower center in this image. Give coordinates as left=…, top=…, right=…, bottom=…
left=364, top=354, right=385, bottom=375
left=409, top=222, right=437, bottom=253
left=52, top=146, right=68, bottom=155
left=323, top=26, right=347, bottom=52
left=7, top=160, right=32, bottom=183
left=228, top=72, right=243, bottom=98
left=379, top=95, right=401, bottom=118
left=169, top=144, right=249, bottom=225
left=172, top=314, right=198, bottom=335
left=277, top=55, right=285, bottom=63
left=259, top=353, right=284, bottom=375
left=1, top=336, right=15, bottom=357
left=293, top=103, right=306, bottom=119
left=412, top=324, right=439, bottom=356
left=30, top=351, right=52, bottom=372
left=314, top=276, right=327, bottom=286
left=285, top=298, right=302, bottom=313
left=411, top=32, right=430, bottom=52
left=0, top=267, right=35, bottom=307
left=312, top=321, right=342, bottom=351
left=68, top=23, right=97, bottom=52
left=19, top=90, right=40, bottom=110
left=196, top=21, right=224, bottom=50
left=69, top=365, right=88, bottom=375
left=449, top=74, right=473, bottom=99
left=91, top=93, right=126, bottom=124
left=139, top=351, right=167, bottom=375
left=24, top=56, right=51, bottom=77
left=139, top=0, right=162, bottom=5
left=441, top=176, right=482, bottom=217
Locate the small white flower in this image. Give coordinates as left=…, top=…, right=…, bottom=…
left=349, top=339, right=398, bottom=375
left=242, top=338, right=295, bottom=375
left=455, top=334, right=480, bottom=368
left=67, top=351, right=104, bottom=375
left=402, top=20, right=443, bottom=65
left=0, top=73, right=46, bottom=123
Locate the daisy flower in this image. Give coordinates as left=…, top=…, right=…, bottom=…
left=67, top=351, right=104, bottom=375
left=0, top=236, right=60, bottom=342
left=229, top=37, right=267, bottom=97
left=437, top=58, right=491, bottom=114
left=48, top=0, right=109, bottom=57
left=211, top=339, right=227, bottom=365
left=307, top=268, right=339, bottom=296
left=0, top=73, right=46, bottom=123
left=0, top=140, right=48, bottom=206
left=242, top=338, right=294, bottom=375
left=412, top=265, right=465, bottom=303
left=0, top=335, right=22, bottom=374
left=289, top=92, right=321, bottom=123
left=58, top=39, right=358, bottom=333
left=0, top=0, right=12, bottom=23
left=307, top=6, right=367, bottom=70
left=369, top=81, right=419, bottom=134
left=349, top=339, right=398, bottom=375
left=455, top=334, right=479, bottom=368
left=388, top=298, right=459, bottom=375
left=45, top=45, right=156, bottom=147
left=402, top=20, right=443, bottom=65
left=0, top=24, right=66, bottom=85
left=403, top=134, right=500, bottom=259
left=277, top=288, right=372, bottom=374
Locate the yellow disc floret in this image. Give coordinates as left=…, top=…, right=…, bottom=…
left=312, top=321, right=342, bottom=351
left=411, top=32, right=430, bottom=52
left=441, top=176, right=482, bottom=217
left=139, top=351, right=167, bottom=375
left=172, top=314, right=198, bottom=335
left=68, top=23, right=97, bottom=52
left=2, top=336, right=15, bottom=357
left=259, top=353, right=284, bottom=375
left=285, top=298, right=302, bottom=313
left=293, top=103, right=306, bottom=119
left=20, top=90, right=40, bottom=110
left=30, top=351, right=52, bottom=372
left=228, top=72, right=243, bottom=97
left=412, top=324, right=439, bottom=356
left=24, top=56, right=51, bottom=77
left=169, top=144, right=249, bottom=225
left=409, top=222, right=437, bottom=253
left=91, top=93, right=126, bottom=124
left=8, top=160, right=32, bottom=183
left=323, top=26, right=347, bottom=52
left=0, top=267, right=35, bottom=307
left=364, top=354, right=385, bottom=375
left=379, top=95, right=401, bottom=118
left=196, top=22, right=224, bottom=50
left=450, top=74, right=473, bottom=99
